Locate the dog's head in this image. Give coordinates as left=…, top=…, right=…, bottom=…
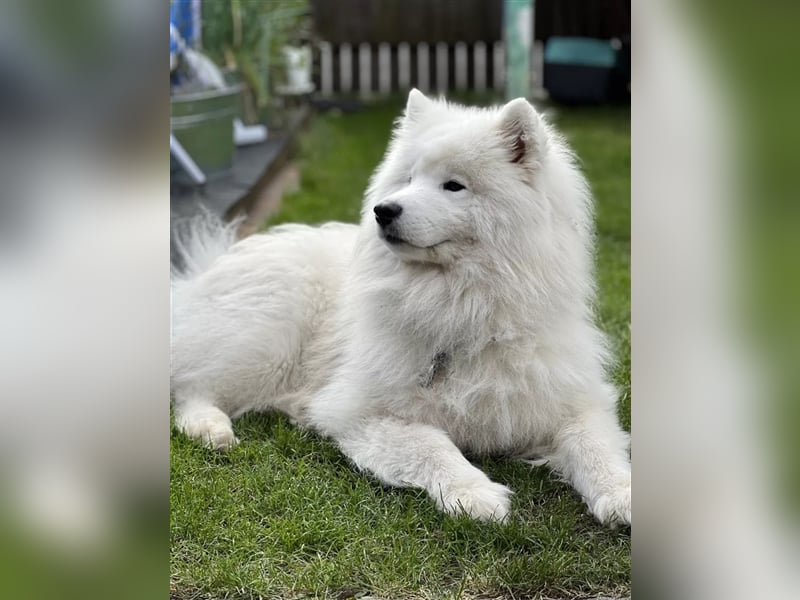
left=365, top=89, right=558, bottom=265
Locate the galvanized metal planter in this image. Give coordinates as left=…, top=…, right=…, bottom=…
left=170, top=84, right=243, bottom=177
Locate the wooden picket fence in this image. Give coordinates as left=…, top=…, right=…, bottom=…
left=313, top=40, right=544, bottom=97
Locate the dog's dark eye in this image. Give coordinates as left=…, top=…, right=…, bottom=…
left=443, top=180, right=465, bottom=192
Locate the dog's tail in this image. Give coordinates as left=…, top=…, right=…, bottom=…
left=171, top=211, right=241, bottom=282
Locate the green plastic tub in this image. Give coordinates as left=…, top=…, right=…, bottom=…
left=170, top=84, right=242, bottom=176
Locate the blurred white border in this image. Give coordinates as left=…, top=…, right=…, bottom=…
left=633, top=2, right=798, bottom=598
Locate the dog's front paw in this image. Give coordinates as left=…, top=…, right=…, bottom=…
left=438, top=478, right=512, bottom=522
left=202, top=426, right=240, bottom=451
left=589, top=479, right=631, bottom=527
left=177, top=412, right=239, bottom=451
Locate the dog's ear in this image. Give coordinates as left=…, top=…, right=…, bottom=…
left=405, top=88, right=433, bottom=122
left=497, top=98, right=547, bottom=167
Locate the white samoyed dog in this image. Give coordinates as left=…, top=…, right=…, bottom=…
left=171, top=90, right=631, bottom=526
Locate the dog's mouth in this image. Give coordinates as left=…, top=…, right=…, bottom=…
left=379, top=229, right=448, bottom=250
left=377, top=225, right=412, bottom=246
left=383, top=233, right=405, bottom=245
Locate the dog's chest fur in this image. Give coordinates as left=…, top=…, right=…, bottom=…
left=417, top=336, right=556, bottom=454
left=359, top=278, right=559, bottom=455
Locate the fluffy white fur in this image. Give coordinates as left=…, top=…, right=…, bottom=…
left=171, top=90, right=631, bottom=526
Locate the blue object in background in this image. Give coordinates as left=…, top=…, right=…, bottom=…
left=170, top=0, right=202, bottom=78
left=170, top=0, right=200, bottom=49
left=170, top=23, right=184, bottom=56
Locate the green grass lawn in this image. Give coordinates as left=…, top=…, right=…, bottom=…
left=171, top=100, right=630, bottom=600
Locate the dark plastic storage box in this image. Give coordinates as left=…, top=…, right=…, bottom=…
left=544, top=37, right=619, bottom=104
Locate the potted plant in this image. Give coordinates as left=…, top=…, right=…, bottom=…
left=282, top=44, right=313, bottom=92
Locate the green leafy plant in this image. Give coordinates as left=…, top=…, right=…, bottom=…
left=200, top=0, right=309, bottom=122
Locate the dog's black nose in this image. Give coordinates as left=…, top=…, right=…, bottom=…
left=374, top=202, right=402, bottom=227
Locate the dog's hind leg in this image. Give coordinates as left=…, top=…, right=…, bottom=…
left=173, top=391, right=238, bottom=450
left=334, top=417, right=512, bottom=522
